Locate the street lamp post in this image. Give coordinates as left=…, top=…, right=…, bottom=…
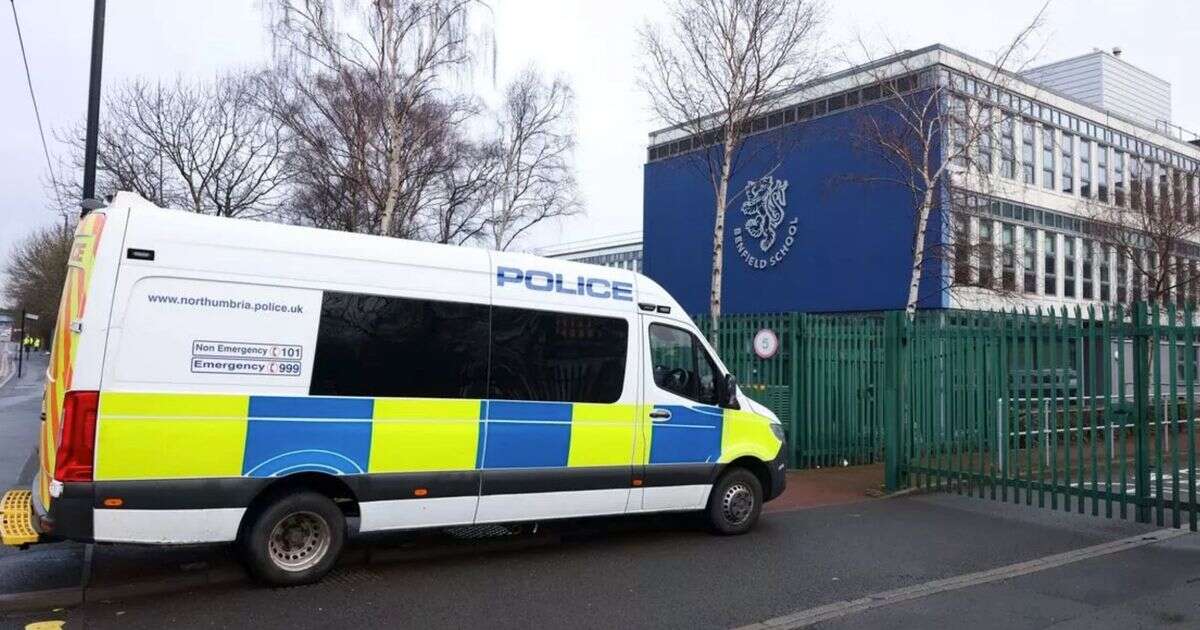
left=80, top=0, right=107, bottom=216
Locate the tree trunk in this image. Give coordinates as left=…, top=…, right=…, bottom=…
left=709, top=145, right=734, bottom=351
left=378, top=11, right=402, bottom=237
left=905, top=188, right=935, bottom=318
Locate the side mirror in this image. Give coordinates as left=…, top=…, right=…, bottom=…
left=723, top=373, right=739, bottom=408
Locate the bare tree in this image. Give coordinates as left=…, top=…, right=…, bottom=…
left=51, top=73, right=290, bottom=218
left=3, top=221, right=75, bottom=339
left=485, top=67, right=580, bottom=251
left=428, top=137, right=499, bottom=244
left=846, top=6, right=1047, bottom=316
left=267, top=0, right=484, bottom=237
left=638, top=0, right=824, bottom=347
left=1094, top=161, right=1200, bottom=307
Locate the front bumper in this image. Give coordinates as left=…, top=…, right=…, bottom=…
left=764, top=442, right=787, bottom=502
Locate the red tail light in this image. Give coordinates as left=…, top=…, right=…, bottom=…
left=55, top=390, right=99, bottom=482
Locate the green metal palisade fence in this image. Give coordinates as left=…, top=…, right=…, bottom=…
left=698, top=312, right=886, bottom=470
left=708, top=303, right=1199, bottom=531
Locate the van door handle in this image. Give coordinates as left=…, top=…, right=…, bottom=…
left=649, top=409, right=672, bottom=422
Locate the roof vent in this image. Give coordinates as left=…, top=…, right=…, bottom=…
left=1112, top=46, right=1123, bottom=57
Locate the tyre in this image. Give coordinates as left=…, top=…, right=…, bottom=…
left=239, top=491, right=345, bottom=586
left=706, top=468, right=763, bottom=535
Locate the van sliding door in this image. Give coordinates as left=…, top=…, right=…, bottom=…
left=474, top=307, right=638, bottom=522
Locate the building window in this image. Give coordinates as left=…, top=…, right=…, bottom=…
left=1114, top=151, right=1126, bottom=206
left=1042, top=126, right=1055, bottom=190
left=1064, top=237, right=1076, bottom=298
left=977, top=221, right=994, bottom=288
left=1079, top=140, right=1092, bottom=198
left=1131, top=159, right=1144, bottom=211
left=1176, top=171, right=1191, bottom=224
left=1023, top=228, right=1037, bottom=294
left=1000, top=116, right=1016, bottom=179
left=1097, top=145, right=1109, bottom=203
left=1175, top=257, right=1187, bottom=308
left=1001, top=224, right=1016, bottom=291
left=1189, top=175, right=1198, bottom=225
left=1044, top=233, right=1057, bottom=296
left=1081, top=240, right=1094, bottom=300
left=1061, top=133, right=1074, bottom=194
left=949, top=95, right=968, bottom=168
left=1190, top=259, right=1199, bottom=307
left=978, top=108, right=994, bottom=174
left=954, top=216, right=971, bottom=285
left=1099, top=244, right=1111, bottom=302
left=1021, top=120, right=1035, bottom=184
left=1117, top=252, right=1129, bottom=304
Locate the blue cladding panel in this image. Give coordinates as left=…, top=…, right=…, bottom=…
left=648, top=405, right=723, bottom=464
left=249, top=396, right=374, bottom=419
left=480, top=401, right=572, bottom=469
left=644, top=97, right=950, bottom=315
left=243, top=396, right=373, bottom=477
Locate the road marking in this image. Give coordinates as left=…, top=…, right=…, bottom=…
left=735, top=528, right=1190, bottom=630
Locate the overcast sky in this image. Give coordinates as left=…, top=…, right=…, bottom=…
left=2, top=0, right=1198, bottom=291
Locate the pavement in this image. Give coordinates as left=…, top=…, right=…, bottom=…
left=2, top=362, right=1199, bottom=629
left=0, top=352, right=45, bottom=503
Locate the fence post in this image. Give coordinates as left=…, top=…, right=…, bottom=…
left=884, top=311, right=907, bottom=492
left=1132, top=301, right=1151, bottom=524
left=788, top=312, right=801, bottom=469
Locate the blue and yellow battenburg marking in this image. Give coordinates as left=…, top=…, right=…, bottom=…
left=93, top=392, right=777, bottom=481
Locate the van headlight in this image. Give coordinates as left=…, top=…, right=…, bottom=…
left=769, top=423, right=785, bottom=441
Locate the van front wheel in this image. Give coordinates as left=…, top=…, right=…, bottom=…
left=706, top=468, right=763, bottom=535
left=240, top=491, right=344, bottom=586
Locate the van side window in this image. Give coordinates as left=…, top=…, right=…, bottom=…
left=489, top=307, right=628, bottom=403
left=648, top=323, right=721, bottom=405
left=311, top=291, right=489, bottom=398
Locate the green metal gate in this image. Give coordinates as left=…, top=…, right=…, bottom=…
left=711, top=303, right=1200, bottom=531
left=699, top=312, right=886, bottom=469
left=895, top=304, right=1200, bottom=531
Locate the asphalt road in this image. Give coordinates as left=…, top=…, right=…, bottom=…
left=4, top=489, right=1197, bottom=630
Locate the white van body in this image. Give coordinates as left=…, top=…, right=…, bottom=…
left=16, top=192, right=785, bottom=583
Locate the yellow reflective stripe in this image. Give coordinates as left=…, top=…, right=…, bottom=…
left=567, top=403, right=637, bottom=467
left=369, top=399, right=480, bottom=473
left=100, top=391, right=249, bottom=418
left=95, top=393, right=249, bottom=480
left=719, top=409, right=779, bottom=463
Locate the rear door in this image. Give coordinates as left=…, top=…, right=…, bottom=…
left=638, top=315, right=726, bottom=511
left=37, top=210, right=113, bottom=509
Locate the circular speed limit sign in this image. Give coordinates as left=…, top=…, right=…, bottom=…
left=753, top=328, right=779, bottom=359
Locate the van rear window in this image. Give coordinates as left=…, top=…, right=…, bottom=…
left=310, top=292, right=628, bottom=403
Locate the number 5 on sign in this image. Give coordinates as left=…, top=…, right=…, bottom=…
left=754, top=329, right=779, bottom=359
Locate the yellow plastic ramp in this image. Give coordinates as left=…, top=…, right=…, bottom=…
left=1, top=489, right=39, bottom=546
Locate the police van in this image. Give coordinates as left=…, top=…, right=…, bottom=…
left=0, top=192, right=786, bottom=585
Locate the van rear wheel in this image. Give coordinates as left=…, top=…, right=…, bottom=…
left=240, top=491, right=344, bottom=586
left=706, top=468, right=763, bottom=535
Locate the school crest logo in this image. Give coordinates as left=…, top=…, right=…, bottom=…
left=732, top=175, right=799, bottom=270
